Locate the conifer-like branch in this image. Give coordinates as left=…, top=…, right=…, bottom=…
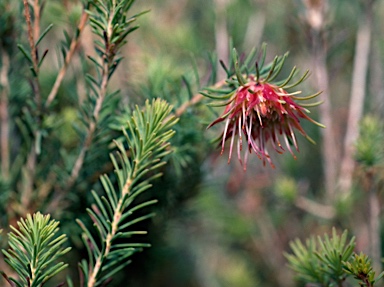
left=78, top=99, right=178, bottom=287
left=1, top=213, right=71, bottom=287
left=65, top=0, right=145, bottom=191
left=286, top=228, right=356, bottom=287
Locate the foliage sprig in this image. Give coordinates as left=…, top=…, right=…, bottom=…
left=77, top=98, right=178, bottom=287
left=64, top=0, right=147, bottom=192
left=315, top=228, right=356, bottom=283
left=286, top=228, right=355, bottom=287
left=1, top=213, right=70, bottom=287
left=343, top=252, right=384, bottom=287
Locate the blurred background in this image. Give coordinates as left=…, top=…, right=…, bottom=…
left=2, top=0, right=384, bottom=286
left=116, top=1, right=384, bottom=286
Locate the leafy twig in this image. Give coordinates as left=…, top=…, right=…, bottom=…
left=79, top=99, right=178, bottom=287
left=64, top=0, right=144, bottom=191
left=45, top=8, right=89, bottom=107
left=2, top=213, right=71, bottom=287
left=286, top=228, right=356, bottom=286
left=65, top=55, right=109, bottom=190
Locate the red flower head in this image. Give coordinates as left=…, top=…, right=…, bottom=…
left=205, top=47, right=323, bottom=169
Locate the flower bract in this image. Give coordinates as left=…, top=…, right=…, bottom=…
left=205, top=47, right=324, bottom=169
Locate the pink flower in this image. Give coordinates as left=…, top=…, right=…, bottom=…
left=208, top=79, right=321, bottom=169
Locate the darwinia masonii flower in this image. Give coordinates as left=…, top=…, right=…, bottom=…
left=206, top=49, right=323, bottom=169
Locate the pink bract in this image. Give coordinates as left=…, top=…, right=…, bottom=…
left=208, top=81, right=318, bottom=169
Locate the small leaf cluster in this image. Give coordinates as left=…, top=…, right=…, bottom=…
left=286, top=228, right=355, bottom=286
left=1, top=213, right=70, bottom=287
left=343, top=252, right=384, bottom=287
left=285, top=236, right=328, bottom=285
left=316, top=228, right=355, bottom=284
left=87, top=0, right=147, bottom=70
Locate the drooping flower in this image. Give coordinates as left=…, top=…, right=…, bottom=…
left=204, top=47, right=323, bottom=169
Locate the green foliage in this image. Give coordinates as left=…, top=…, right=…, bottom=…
left=1, top=0, right=383, bottom=286
left=286, top=228, right=355, bottom=287
left=286, top=236, right=328, bottom=285
left=1, top=0, right=181, bottom=286
left=315, top=228, right=356, bottom=284
left=1, top=213, right=70, bottom=287
left=77, top=99, right=178, bottom=286
left=355, top=115, right=384, bottom=168
left=343, top=252, right=384, bottom=287
left=68, top=0, right=149, bottom=195
left=87, top=0, right=147, bottom=61
left=201, top=44, right=314, bottom=96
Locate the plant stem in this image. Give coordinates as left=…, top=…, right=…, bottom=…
left=23, top=0, right=38, bottom=74
left=33, top=0, right=40, bottom=43
left=365, top=279, right=373, bottom=287
left=174, top=79, right=227, bottom=118
left=303, top=0, right=338, bottom=201
left=338, top=1, right=373, bottom=198
left=66, top=1, right=116, bottom=191
left=367, top=170, right=381, bottom=273
left=21, top=0, right=42, bottom=214
left=23, top=0, right=41, bottom=106
left=295, top=195, right=335, bottom=219
left=313, top=37, right=338, bottom=201
left=0, top=48, right=10, bottom=179
left=87, top=172, right=133, bottom=287
left=67, top=59, right=109, bottom=190
left=45, top=9, right=89, bottom=107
